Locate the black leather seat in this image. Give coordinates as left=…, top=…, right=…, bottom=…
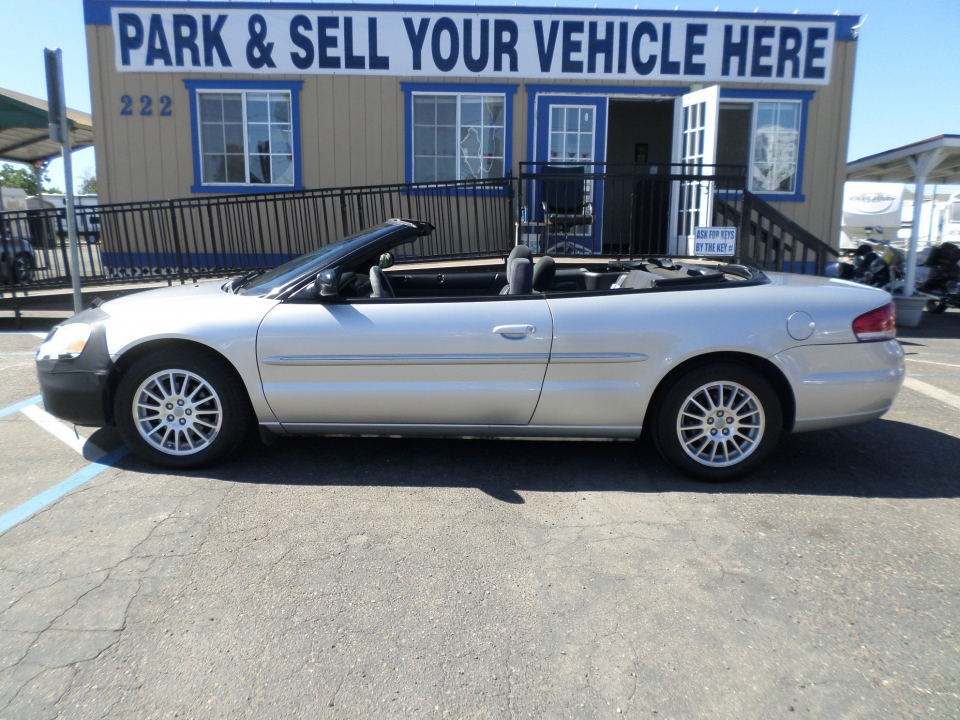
left=500, top=245, right=534, bottom=294
left=507, top=257, right=533, bottom=295
left=532, top=256, right=556, bottom=292
left=370, top=266, right=395, bottom=297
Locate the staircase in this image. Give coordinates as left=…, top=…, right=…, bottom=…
left=714, top=190, right=838, bottom=275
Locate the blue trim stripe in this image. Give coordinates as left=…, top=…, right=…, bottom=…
left=0, top=395, right=42, bottom=419
left=101, top=251, right=298, bottom=268
left=0, top=447, right=130, bottom=536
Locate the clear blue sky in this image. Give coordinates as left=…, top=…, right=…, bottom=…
left=1, top=0, right=957, bottom=192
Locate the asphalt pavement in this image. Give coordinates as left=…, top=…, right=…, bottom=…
left=1, top=311, right=959, bottom=719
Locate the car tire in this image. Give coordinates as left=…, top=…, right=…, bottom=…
left=14, top=253, right=34, bottom=284
left=652, top=363, right=782, bottom=482
left=114, top=349, right=250, bottom=469
left=925, top=299, right=948, bottom=314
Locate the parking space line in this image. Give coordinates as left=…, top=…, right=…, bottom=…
left=905, top=358, right=960, bottom=370
left=0, top=332, right=47, bottom=339
left=0, top=395, right=43, bottom=419
left=0, top=446, right=129, bottom=536
left=20, top=404, right=107, bottom=461
left=902, top=377, right=960, bottom=413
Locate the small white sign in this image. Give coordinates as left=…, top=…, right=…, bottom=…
left=691, top=226, right=737, bottom=257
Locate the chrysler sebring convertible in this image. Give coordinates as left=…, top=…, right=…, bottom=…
left=35, top=220, right=904, bottom=481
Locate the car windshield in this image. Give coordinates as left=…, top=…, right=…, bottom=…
left=235, top=222, right=411, bottom=297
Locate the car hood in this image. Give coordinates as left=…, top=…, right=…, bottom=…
left=101, top=278, right=232, bottom=309
left=99, top=279, right=279, bottom=359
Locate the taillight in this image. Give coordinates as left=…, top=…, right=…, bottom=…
left=852, top=302, right=896, bottom=341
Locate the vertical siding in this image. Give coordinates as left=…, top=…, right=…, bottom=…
left=88, top=23, right=856, bottom=248
left=758, top=41, right=856, bottom=247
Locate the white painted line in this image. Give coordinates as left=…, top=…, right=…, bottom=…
left=902, top=377, right=960, bottom=413
left=905, top=358, right=960, bottom=370
left=0, top=331, right=47, bottom=339
left=20, top=404, right=107, bottom=461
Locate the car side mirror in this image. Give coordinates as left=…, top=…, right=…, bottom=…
left=314, top=267, right=342, bottom=298
left=378, top=252, right=395, bottom=269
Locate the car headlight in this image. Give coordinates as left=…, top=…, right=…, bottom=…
left=37, top=323, right=93, bottom=361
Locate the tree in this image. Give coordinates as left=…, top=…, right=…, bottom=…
left=79, top=168, right=98, bottom=195
left=0, top=163, right=62, bottom=195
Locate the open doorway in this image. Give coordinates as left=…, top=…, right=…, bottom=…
left=603, top=98, right=675, bottom=255
left=717, top=105, right=752, bottom=169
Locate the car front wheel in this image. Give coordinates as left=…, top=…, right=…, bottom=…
left=653, top=363, right=782, bottom=482
left=115, top=349, right=250, bottom=469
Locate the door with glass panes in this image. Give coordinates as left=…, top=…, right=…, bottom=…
left=668, top=86, right=720, bottom=255
left=533, top=95, right=608, bottom=254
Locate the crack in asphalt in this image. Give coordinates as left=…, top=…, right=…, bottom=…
left=0, top=473, right=236, bottom=717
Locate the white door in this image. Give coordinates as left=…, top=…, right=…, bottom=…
left=256, top=296, right=553, bottom=427
left=669, top=86, right=720, bottom=254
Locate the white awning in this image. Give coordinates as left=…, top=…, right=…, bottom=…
left=845, top=135, right=960, bottom=297
left=847, top=135, right=960, bottom=184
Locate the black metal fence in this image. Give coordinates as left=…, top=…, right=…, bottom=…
left=517, top=162, right=749, bottom=258
left=0, top=176, right=514, bottom=293
left=0, top=167, right=836, bottom=297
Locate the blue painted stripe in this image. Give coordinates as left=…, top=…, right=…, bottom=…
left=0, top=395, right=42, bottom=419
left=0, top=447, right=130, bottom=536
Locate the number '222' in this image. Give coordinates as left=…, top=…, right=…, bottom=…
left=120, top=95, right=171, bottom=116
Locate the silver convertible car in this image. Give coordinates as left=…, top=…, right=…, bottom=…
left=36, top=220, right=904, bottom=481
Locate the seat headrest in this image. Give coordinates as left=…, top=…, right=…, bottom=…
left=509, top=257, right=534, bottom=295
left=507, top=244, right=533, bottom=270
left=533, top=256, right=556, bottom=292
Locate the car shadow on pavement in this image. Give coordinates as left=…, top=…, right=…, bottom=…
left=896, top=309, right=960, bottom=340
left=102, top=416, right=960, bottom=502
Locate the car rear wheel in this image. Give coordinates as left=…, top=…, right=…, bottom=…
left=926, top=299, right=948, bottom=314
left=653, top=363, right=782, bottom=482
left=115, top=349, right=250, bottom=469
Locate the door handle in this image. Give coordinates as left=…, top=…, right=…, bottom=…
left=494, top=325, right=536, bottom=336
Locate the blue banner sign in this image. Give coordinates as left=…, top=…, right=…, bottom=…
left=112, top=8, right=835, bottom=84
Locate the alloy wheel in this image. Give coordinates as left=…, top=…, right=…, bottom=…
left=676, top=381, right=765, bottom=468
left=132, top=369, right=223, bottom=455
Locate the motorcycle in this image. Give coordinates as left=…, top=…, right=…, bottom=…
left=918, top=242, right=960, bottom=314
left=828, top=239, right=904, bottom=291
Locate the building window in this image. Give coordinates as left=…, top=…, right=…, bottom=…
left=413, top=94, right=506, bottom=182
left=549, top=106, right=595, bottom=163
left=197, top=91, right=293, bottom=186
left=184, top=80, right=302, bottom=194
left=716, top=93, right=808, bottom=200
left=751, top=101, right=801, bottom=194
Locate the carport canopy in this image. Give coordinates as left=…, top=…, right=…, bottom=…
left=846, top=135, right=960, bottom=297
left=0, top=87, right=93, bottom=165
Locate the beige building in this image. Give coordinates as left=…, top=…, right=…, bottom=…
left=83, top=0, right=860, bottom=252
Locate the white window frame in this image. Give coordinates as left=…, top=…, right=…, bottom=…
left=196, top=89, right=295, bottom=188
left=411, top=91, right=508, bottom=183
left=547, top=104, right=597, bottom=165
left=717, top=98, right=804, bottom=196
left=746, top=99, right=802, bottom=196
